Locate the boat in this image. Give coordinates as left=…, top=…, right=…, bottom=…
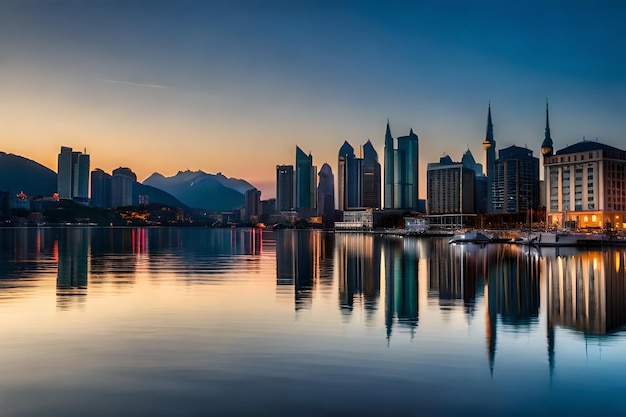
left=449, top=230, right=491, bottom=244
left=528, top=231, right=605, bottom=247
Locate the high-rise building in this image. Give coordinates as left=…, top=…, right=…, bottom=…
left=461, top=149, right=488, bottom=213
left=361, top=140, right=381, bottom=209
left=295, top=146, right=317, bottom=213
left=482, top=104, right=496, bottom=212
left=493, top=146, right=539, bottom=214
left=245, top=188, right=261, bottom=222
left=57, top=146, right=90, bottom=202
left=276, top=165, right=294, bottom=212
left=317, top=163, right=335, bottom=227
left=384, top=121, right=394, bottom=209
left=91, top=168, right=112, bottom=208
left=394, top=129, right=419, bottom=210
left=338, top=141, right=359, bottom=210
left=427, top=155, right=475, bottom=216
left=111, top=167, right=136, bottom=208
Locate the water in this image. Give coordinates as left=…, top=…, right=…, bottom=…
left=1, top=227, right=625, bottom=416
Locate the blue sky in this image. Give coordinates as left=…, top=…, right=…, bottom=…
left=0, top=0, right=624, bottom=197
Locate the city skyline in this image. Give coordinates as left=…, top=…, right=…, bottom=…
left=1, top=1, right=624, bottom=198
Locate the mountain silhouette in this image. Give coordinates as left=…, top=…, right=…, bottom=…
left=132, top=182, right=187, bottom=208
left=0, top=152, right=57, bottom=197
left=143, top=170, right=254, bottom=212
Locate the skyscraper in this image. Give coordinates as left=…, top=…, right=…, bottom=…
left=482, top=104, right=496, bottom=212
left=493, top=146, right=539, bottom=213
left=317, top=163, right=335, bottom=227
left=427, top=155, right=475, bottom=216
left=276, top=164, right=294, bottom=211
left=245, top=188, right=261, bottom=222
left=91, top=168, right=112, bottom=208
left=395, top=129, right=419, bottom=210
left=57, top=146, right=90, bottom=202
left=384, top=120, right=394, bottom=209
left=338, top=141, right=358, bottom=210
left=111, top=167, right=136, bottom=208
left=295, top=146, right=317, bottom=213
left=361, top=139, right=381, bottom=209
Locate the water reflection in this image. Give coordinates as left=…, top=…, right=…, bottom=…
left=56, top=228, right=89, bottom=310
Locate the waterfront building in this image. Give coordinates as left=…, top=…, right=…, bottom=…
left=426, top=155, right=475, bottom=229
left=384, top=121, right=419, bottom=210
left=317, top=163, right=335, bottom=227
left=543, top=140, right=626, bottom=230
left=295, top=146, right=317, bottom=214
left=245, top=188, right=261, bottom=222
left=90, top=168, right=112, bottom=208
left=335, top=208, right=374, bottom=230
left=111, top=167, right=136, bottom=208
left=57, top=146, right=90, bottom=202
left=361, top=140, right=381, bottom=209
left=276, top=165, right=294, bottom=212
left=338, top=141, right=359, bottom=210
left=462, top=149, right=487, bottom=213
left=542, top=102, right=626, bottom=230
left=338, top=139, right=381, bottom=210
left=482, top=104, right=496, bottom=212
left=493, top=145, right=539, bottom=213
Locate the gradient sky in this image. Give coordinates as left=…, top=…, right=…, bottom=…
left=1, top=0, right=625, bottom=198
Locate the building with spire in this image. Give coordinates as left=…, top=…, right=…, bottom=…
left=542, top=102, right=626, bottom=230
left=384, top=120, right=394, bottom=209
left=482, top=104, right=496, bottom=212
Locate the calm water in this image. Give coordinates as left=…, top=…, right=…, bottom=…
left=1, top=227, right=626, bottom=416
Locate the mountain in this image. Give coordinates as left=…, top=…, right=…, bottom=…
left=143, top=170, right=254, bottom=212
left=0, top=152, right=57, bottom=196
left=132, top=182, right=187, bottom=208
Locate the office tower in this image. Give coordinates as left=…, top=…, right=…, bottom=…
left=317, top=163, right=335, bottom=227
left=427, top=155, right=475, bottom=215
left=295, top=146, right=317, bottom=212
left=394, top=129, right=419, bottom=210
left=493, top=146, right=539, bottom=213
left=57, top=146, right=90, bottom=202
left=111, top=167, right=136, bottom=208
left=361, top=139, right=381, bottom=209
left=338, top=141, right=359, bottom=210
left=276, top=165, right=294, bottom=211
left=90, top=168, right=112, bottom=208
left=245, top=188, right=261, bottom=221
left=482, top=104, right=496, bottom=212
left=544, top=139, right=626, bottom=230
left=462, top=149, right=488, bottom=213
left=384, top=120, right=394, bottom=209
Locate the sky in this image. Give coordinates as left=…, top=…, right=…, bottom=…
left=0, top=0, right=625, bottom=199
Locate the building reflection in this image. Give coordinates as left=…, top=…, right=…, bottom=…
left=545, top=248, right=626, bottom=335
left=483, top=244, right=540, bottom=375
left=384, top=237, right=419, bottom=342
left=275, top=230, right=327, bottom=310
left=57, top=228, right=90, bottom=310
left=336, top=233, right=381, bottom=321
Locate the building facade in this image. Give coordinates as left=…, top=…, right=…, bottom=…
left=317, top=163, right=335, bottom=227
left=276, top=165, right=294, bottom=212
left=245, top=188, right=261, bottom=222
left=111, top=167, right=136, bottom=208
left=295, top=146, right=317, bottom=213
left=338, top=141, right=359, bottom=210
left=493, top=145, right=539, bottom=213
left=384, top=121, right=419, bottom=210
left=543, top=140, right=626, bottom=230
left=57, top=146, right=90, bottom=202
left=90, top=168, right=112, bottom=208
left=361, top=140, right=381, bottom=209
left=427, top=155, right=475, bottom=216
